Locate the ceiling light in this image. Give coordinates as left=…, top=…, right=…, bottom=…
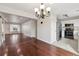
left=40, top=3, right=45, bottom=9
left=34, top=8, right=39, bottom=12
left=46, top=7, right=51, bottom=12
left=34, top=3, right=51, bottom=19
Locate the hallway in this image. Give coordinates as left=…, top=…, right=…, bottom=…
left=0, top=34, right=75, bottom=56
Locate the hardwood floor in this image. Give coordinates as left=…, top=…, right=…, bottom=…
left=0, top=33, right=75, bottom=56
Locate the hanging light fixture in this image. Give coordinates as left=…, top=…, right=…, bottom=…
left=34, top=3, right=51, bottom=19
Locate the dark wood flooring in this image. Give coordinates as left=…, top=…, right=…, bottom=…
left=0, top=33, right=75, bottom=56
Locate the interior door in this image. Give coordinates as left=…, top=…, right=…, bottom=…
left=0, top=16, right=5, bottom=46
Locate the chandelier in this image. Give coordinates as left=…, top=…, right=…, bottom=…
left=34, top=3, right=51, bottom=19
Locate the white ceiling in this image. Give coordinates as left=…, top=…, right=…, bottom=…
left=52, top=3, right=79, bottom=19
left=0, top=12, right=32, bottom=24
left=0, top=3, right=79, bottom=20
left=0, top=3, right=51, bottom=13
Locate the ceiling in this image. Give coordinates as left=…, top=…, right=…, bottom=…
left=0, top=3, right=79, bottom=20
left=0, top=12, right=32, bottom=24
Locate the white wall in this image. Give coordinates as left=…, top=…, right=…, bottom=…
left=5, top=23, right=10, bottom=34
left=37, top=15, right=57, bottom=44
left=37, top=18, right=51, bottom=43
left=22, top=20, right=36, bottom=37
left=51, top=15, right=57, bottom=43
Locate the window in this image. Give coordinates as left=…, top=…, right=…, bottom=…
left=10, top=24, right=20, bottom=33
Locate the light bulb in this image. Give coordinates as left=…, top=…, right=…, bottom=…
left=34, top=8, right=39, bottom=12
left=46, top=7, right=51, bottom=11
left=43, top=12, right=46, bottom=15
left=37, top=11, right=40, bottom=15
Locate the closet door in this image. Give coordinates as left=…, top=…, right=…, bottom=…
left=0, top=16, right=5, bottom=46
